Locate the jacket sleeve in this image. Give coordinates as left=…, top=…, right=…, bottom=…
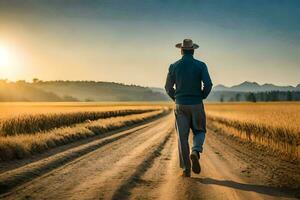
left=164, top=64, right=176, bottom=101
left=201, top=63, right=213, bottom=99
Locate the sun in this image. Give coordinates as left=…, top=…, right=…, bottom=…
left=0, top=43, right=19, bottom=79
left=0, top=45, right=11, bottom=67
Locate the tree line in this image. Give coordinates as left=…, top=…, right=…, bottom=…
left=220, top=91, right=300, bottom=102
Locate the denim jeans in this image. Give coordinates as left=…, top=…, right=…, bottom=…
left=174, top=103, right=206, bottom=171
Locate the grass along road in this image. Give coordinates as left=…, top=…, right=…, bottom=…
left=205, top=102, right=300, bottom=160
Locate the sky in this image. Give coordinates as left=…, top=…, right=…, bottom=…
left=0, top=0, right=299, bottom=87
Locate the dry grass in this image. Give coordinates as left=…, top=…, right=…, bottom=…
left=205, top=102, right=300, bottom=160
left=0, top=109, right=168, bottom=161
left=0, top=109, right=157, bottom=136
left=0, top=102, right=171, bottom=119
left=0, top=102, right=172, bottom=136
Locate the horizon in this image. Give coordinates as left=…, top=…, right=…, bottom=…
left=0, top=1, right=300, bottom=87
left=1, top=78, right=299, bottom=88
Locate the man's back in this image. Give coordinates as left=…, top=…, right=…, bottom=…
left=165, top=54, right=212, bottom=105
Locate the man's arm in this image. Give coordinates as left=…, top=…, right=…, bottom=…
left=201, top=63, right=213, bottom=99
left=164, top=64, right=175, bottom=101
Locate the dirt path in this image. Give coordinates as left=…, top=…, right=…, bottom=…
left=0, top=114, right=298, bottom=200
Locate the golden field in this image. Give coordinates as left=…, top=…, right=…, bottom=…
left=205, top=102, right=300, bottom=160
left=0, top=109, right=157, bottom=136
left=0, top=102, right=171, bottom=119
left=0, top=103, right=171, bottom=161
left=0, top=102, right=171, bottom=135
left=1, top=102, right=299, bottom=161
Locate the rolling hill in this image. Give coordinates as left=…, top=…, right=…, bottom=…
left=0, top=81, right=63, bottom=102
left=0, top=80, right=169, bottom=102
left=32, top=81, right=169, bottom=102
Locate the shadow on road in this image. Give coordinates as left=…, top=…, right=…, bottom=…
left=191, top=177, right=300, bottom=198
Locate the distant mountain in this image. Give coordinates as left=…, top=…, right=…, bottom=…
left=230, top=81, right=260, bottom=92
left=213, top=84, right=230, bottom=91
left=213, top=81, right=300, bottom=92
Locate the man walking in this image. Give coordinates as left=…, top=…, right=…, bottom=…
left=165, top=39, right=213, bottom=177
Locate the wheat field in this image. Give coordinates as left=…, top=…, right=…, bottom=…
left=205, top=102, right=300, bottom=160
left=0, top=102, right=170, bottom=119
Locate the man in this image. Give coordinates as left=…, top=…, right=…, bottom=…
left=165, top=39, right=213, bottom=177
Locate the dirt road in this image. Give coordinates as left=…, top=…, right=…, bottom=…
left=0, top=114, right=298, bottom=200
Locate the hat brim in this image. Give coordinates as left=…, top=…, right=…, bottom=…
left=175, top=43, right=199, bottom=49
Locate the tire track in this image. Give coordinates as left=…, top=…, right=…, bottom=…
left=128, top=132, right=180, bottom=200
left=111, top=128, right=173, bottom=200
left=67, top=121, right=174, bottom=200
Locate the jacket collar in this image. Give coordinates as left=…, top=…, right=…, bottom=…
left=182, top=54, right=194, bottom=59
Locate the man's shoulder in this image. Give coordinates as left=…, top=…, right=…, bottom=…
left=169, top=59, right=182, bottom=71
left=171, top=59, right=182, bottom=67
left=193, top=58, right=206, bottom=66
left=170, top=57, right=207, bottom=69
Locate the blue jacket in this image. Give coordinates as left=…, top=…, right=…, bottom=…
left=165, top=54, right=213, bottom=105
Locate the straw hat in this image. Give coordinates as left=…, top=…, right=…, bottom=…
left=175, top=39, right=199, bottom=49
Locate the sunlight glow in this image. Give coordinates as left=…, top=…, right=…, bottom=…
left=0, top=45, right=11, bottom=68
left=0, top=43, right=20, bottom=79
